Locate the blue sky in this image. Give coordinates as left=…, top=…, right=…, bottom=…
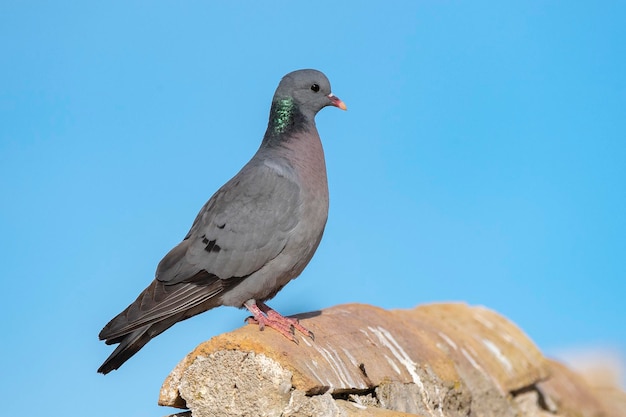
left=1, top=2, right=625, bottom=416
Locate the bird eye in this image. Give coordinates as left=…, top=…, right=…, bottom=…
left=310, top=84, right=320, bottom=92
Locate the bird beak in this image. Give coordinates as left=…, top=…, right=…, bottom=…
left=328, top=93, right=347, bottom=111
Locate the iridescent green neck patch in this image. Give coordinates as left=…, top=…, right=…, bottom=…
left=272, top=97, right=295, bottom=134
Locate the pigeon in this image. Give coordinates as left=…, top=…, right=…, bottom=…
left=98, top=69, right=346, bottom=374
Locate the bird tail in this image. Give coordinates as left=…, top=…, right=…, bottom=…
left=98, top=273, right=246, bottom=374
left=97, top=326, right=152, bottom=374
left=97, top=306, right=208, bottom=374
left=98, top=286, right=228, bottom=373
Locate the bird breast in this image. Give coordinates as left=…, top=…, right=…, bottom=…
left=220, top=129, right=330, bottom=306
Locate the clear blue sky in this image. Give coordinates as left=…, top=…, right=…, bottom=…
left=1, top=2, right=624, bottom=416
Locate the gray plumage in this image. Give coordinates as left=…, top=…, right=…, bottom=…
left=98, top=69, right=346, bottom=374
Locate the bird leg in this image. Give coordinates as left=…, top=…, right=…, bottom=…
left=244, top=300, right=314, bottom=342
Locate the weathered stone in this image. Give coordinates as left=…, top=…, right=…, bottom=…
left=158, top=303, right=626, bottom=416
left=335, top=399, right=421, bottom=416
left=512, top=388, right=555, bottom=417
left=282, top=391, right=341, bottom=417
left=538, top=359, right=626, bottom=417
left=178, top=350, right=292, bottom=417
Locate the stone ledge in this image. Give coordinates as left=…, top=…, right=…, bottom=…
left=159, top=303, right=625, bottom=417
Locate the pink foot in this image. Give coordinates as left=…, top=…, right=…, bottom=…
left=244, top=300, right=314, bottom=342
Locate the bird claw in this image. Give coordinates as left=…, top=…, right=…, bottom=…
left=246, top=316, right=265, bottom=331
left=244, top=301, right=314, bottom=343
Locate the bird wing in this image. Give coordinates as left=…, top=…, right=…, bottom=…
left=100, top=158, right=302, bottom=341
left=99, top=274, right=225, bottom=342
left=156, top=157, right=301, bottom=284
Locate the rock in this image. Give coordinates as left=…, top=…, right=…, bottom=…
left=159, top=303, right=626, bottom=417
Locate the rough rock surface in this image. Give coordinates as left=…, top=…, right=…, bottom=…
left=159, top=303, right=626, bottom=417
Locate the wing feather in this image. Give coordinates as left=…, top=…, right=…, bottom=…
left=100, top=158, right=301, bottom=342
left=156, top=159, right=301, bottom=284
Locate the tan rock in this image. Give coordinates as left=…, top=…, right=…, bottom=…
left=538, top=359, right=626, bottom=417
left=159, top=303, right=626, bottom=416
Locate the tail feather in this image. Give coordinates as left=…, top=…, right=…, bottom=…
left=98, top=295, right=225, bottom=373
left=98, top=273, right=248, bottom=374
left=98, top=311, right=189, bottom=374
left=97, top=327, right=152, bottom=374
